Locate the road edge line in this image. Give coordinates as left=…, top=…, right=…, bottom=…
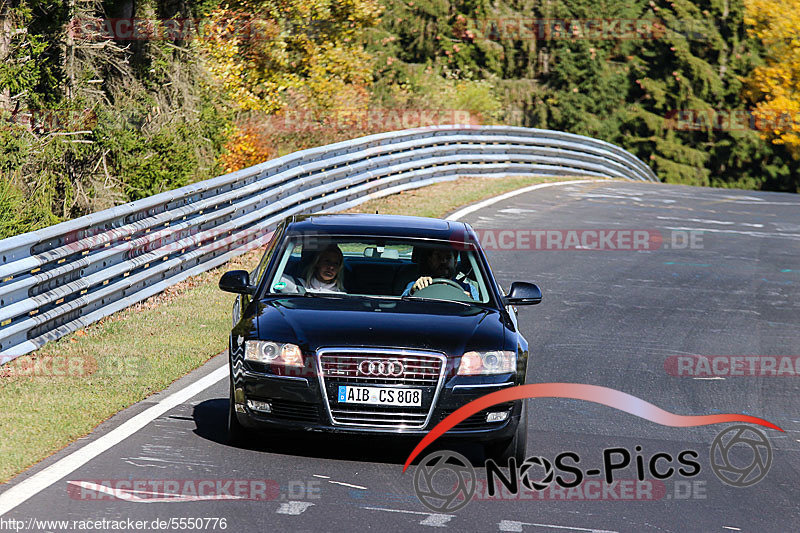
left=446, top=179, right=606, bottom=221
left=0, top=365, right=229, bottom=516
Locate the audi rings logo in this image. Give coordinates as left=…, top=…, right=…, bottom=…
left=710, top=425, right=773, bottom=487
left=413, top=451, right=476, bottom=513
left=358, top=359, right=404, bottom=377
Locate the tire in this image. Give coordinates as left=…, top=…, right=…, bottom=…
left=486, top=401, right=528, bottom=464
left=227, top=376, right=249, bottom=445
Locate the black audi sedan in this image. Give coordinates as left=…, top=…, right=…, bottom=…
left=219, top=214, right=541, bottom=461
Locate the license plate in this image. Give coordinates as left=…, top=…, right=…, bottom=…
left=337, top=386, right=422, bottom=406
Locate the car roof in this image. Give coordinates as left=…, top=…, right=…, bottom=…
left=283, top=214, right=474, bottom=241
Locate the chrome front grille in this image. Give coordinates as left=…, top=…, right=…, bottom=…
left=320, top=353, right=442, bottom=386
left=317, top=348, right=446, bottom=429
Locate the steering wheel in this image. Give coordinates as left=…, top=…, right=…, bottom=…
left=411, top=277, right=465, bottom=294
left=431, top=278, right=465, bottom=290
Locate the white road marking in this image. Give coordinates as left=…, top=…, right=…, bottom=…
left=576, top=193, right=641, bottom=201
left=722, top=527, right=741, bottom=531
left=774, top=223, right=800, bottom=232
left=419, top=514, right=454, bottom=527
left=0, top=365, right=229, bottom=517
left=276, top=501, right=314, bottom=515
left=722, top=195, right=763, bottom=201
left=327, top=480, right=367, bottom=490
left=657, top=215, right=764, bottom=228
left=498, top=208, right=536, bottom=214
left=122, top=454, right=211, bottom=468
left=498, top=520, right=617, bottom=532
left=123, top=460, right=167, bottom=469
left=313, top=474, right=331, bottom=479
left=693, top=377, right=726, bottom=381
left=446, top=179, right=605, bottom=221
left=663, top=226, right=800, bottom=240
left=718, top=200, right=800, bottom=205
left=362, top=507, right=443, bottom=515
left=362, top=506, right=454, bottom=527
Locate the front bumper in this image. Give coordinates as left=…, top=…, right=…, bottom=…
left=232, top=367, right=522, bottom=442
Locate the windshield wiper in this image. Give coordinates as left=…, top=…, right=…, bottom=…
left=302, top=291, right=352, bottom=299
left=400, top=295, right=472, bottom=307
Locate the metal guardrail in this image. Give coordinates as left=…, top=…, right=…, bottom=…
left=0, top=125, right=658, bottom=362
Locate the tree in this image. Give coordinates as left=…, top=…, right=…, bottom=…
left=743, top=0, right=800, bottom=156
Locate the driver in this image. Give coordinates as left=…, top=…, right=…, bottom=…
left=402, top=247, right=478, bottom=299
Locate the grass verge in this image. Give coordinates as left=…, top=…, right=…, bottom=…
left=0, top=175, right=584, bottom=482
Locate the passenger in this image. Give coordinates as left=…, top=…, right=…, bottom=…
left=402, top=248, right=478, bottom=299
left=303, top=244, right=345, bottom=292
left=276, top=244, right=345, bottom=294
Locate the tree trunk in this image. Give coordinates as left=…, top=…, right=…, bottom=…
left=64, top=0, right=76, bottom=100
left=0, top=0, right=11, bottom=111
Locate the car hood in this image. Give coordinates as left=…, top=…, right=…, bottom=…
left=253, top=296, right=509, bottom=355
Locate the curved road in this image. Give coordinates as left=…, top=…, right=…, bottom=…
left=2, top=180, right=799, bottom=532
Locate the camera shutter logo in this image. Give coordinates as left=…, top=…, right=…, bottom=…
left=519, top=456, right=555, bottom=491
left=710, top=425, right=772, bottom=487
left=413, top=451, right=476, bottom=512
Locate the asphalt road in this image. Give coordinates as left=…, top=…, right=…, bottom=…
left=2, top=180, right=799, bottom=532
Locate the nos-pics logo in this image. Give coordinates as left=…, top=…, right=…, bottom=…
left=412, top=425, right=773, bottom=513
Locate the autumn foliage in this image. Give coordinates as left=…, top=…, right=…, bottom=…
left=203, top=0, right=382, bottom=170
left=744, top=0, right=800, bottom=154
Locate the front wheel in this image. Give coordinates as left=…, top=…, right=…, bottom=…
left=227, top=376, right=249, bottom=445
left=486, top=401, right=528, bottom=464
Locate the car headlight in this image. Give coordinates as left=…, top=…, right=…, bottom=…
left=244, top=341, right=304, bottom=367
left=457, top=350, right=516, bottom=375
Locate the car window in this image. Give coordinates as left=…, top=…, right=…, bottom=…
left=265, top=236, right=491, bottom=304
left=251, top=227, right=283, bottom=287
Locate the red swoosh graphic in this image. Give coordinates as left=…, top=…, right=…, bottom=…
left=402, top=383, right=783, bottom=472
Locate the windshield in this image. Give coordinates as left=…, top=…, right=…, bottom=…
left=265, top=236, right=491, bottom=304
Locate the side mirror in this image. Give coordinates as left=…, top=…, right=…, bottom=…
left=503, top=282, right=542, bottom=306
left=219, top=270, right=255, bottom=295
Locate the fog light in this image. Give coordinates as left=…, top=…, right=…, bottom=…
left=247, top=400, right=272, bottom=413
left=486, top=411, right=509, bottom=423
